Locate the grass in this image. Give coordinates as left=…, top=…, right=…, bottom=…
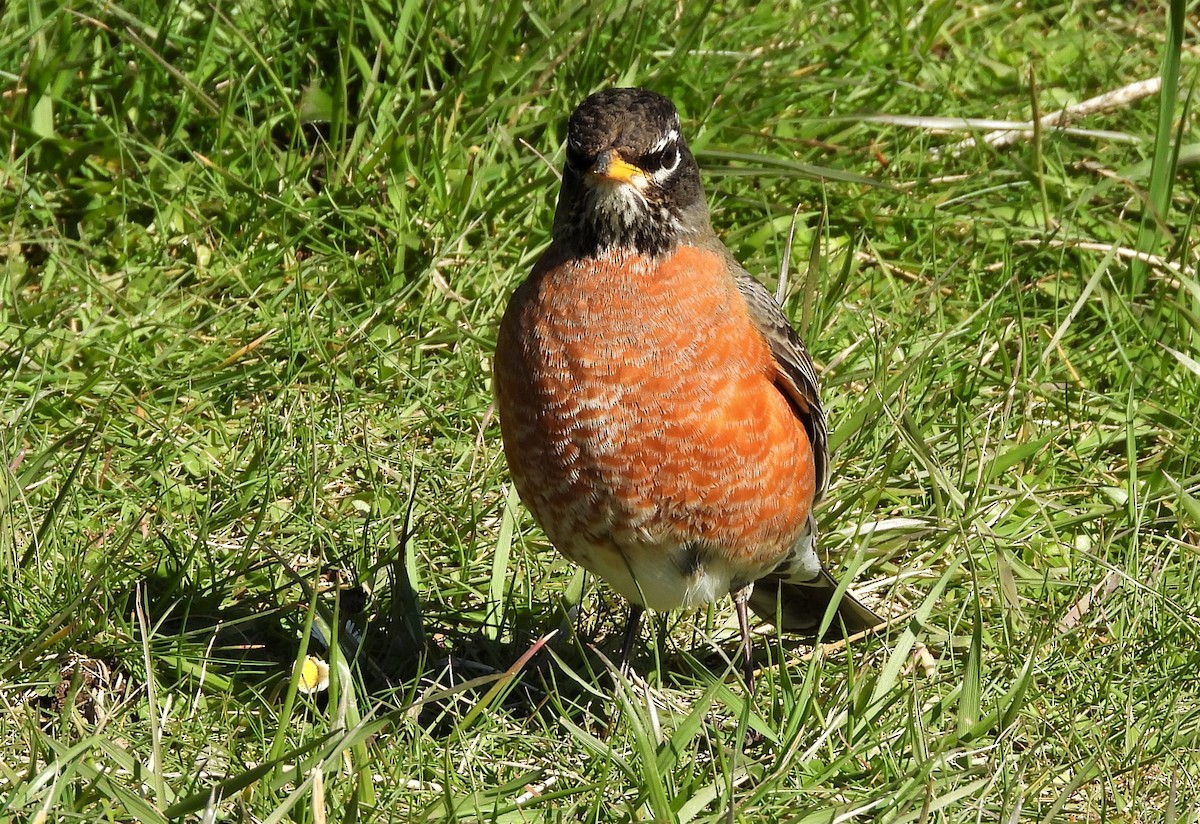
left=2, top=0, right=1199, bottom=820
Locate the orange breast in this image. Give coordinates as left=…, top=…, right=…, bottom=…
left=494, top=244, right=816, bottom=582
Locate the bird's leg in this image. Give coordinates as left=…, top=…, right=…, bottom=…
left=618, top=604, right=645, bottom=676
left=600, top=603, right=647, bottom=741
left=732, top=585, right=756, bottom=694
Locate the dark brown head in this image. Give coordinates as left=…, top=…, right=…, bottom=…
left=551, top=88, right=710, bottom=258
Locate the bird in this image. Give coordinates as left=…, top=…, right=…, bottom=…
left=493, top=88, right=881, bottom=689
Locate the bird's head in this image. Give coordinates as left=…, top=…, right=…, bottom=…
left=552, top=88, right=709, bottom=258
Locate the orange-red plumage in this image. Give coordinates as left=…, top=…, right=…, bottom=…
left=496, top=245, right=817, bottom=606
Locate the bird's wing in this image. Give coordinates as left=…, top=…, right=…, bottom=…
left=732, top=269, right=829, bottom=501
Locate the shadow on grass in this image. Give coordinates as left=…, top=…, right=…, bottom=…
left=130, top=530, right=834, bottom=742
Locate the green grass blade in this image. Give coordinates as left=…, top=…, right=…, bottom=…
left=1131, top=0, right=1187, bottom=291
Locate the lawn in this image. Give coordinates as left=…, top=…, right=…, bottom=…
left=2, top=0, right=1199, bottom=820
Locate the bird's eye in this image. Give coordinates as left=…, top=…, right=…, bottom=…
left=565, top=142, right=591, bottom=173
left=641, top=143, right=680, bottom=176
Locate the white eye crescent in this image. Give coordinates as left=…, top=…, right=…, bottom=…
left=649, top=128, right=679, bottom=153
left=647, top=139, right=681, bottom=184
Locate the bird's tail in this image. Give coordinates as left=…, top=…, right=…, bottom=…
left=746, top=569, right=884, bottom=641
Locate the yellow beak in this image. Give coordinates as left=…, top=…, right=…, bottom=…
left=588, top=150, right=645, bottom=185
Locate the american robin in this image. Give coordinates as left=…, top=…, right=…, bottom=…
left=494, top=88, right=881, bottom=687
